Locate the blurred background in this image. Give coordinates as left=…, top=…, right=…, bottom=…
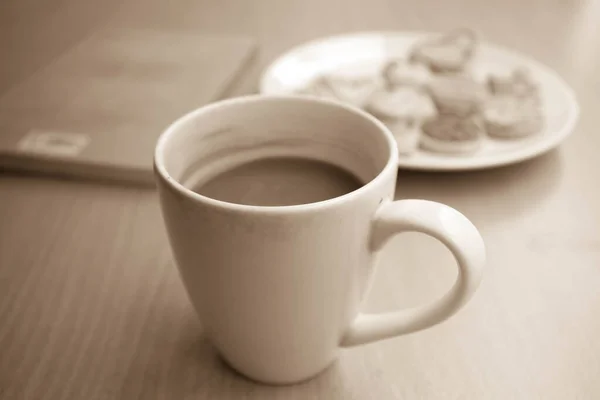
left=1, top=0, right=598, bottom=95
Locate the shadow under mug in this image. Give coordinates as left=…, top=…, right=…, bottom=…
left=154, top=95, right=486, bottom=385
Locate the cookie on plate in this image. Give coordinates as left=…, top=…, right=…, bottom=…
left=483, top=95, right=543, bottom=139
left=420, top=114, right=484, bottom=154
left=410, top=28, right=478, bottom=73
left=299, top=75, right=379, bottom=108
left=382, top=59, right=432, bottom=89
left=447, top=28, right=478, bottom=57
left=326, top=75, right=381, bottom=108
left=427, top=75, right=487, bottom=117
left=487, top=68, right=540, bottom=99
left=365, top=86, right=436, bottom=121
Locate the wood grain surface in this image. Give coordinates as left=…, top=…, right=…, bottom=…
left=1, top=0, right=599, bottom=399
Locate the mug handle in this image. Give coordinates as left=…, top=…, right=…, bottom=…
left=341, top=200, right=486, bottom=347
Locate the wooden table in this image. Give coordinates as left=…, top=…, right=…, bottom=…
left=1, top=0, right=599, bottom=398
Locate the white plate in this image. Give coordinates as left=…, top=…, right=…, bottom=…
left=260, top=32, right=580, bottom=171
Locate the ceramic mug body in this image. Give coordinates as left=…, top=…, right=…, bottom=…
left=154, top=95, right=485, bottom=384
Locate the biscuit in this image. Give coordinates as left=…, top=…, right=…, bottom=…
left=483, top=95, right=543, bottom=139
left=365, top=86, right=436, bottom=121
left=299, top=75, right=379, bottom=108
left=325, top=76, right=380, bottom=108
left=512, top=114, right=544, bottom=138
left=382, top=59, right=432, bottom=89
left=446, top=28, right=478, bottom=58
left=420, top=114, right=484, bottom=154
left=487, top=68, right=539, bottom=99
left=427, top=75, right=487, bottom=117
left=410, top=28, right=478, bottom=73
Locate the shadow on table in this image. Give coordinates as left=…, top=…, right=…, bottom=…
left=395, top=150, right=564, bottom=226
left=168, top=329, right=371, bottom=398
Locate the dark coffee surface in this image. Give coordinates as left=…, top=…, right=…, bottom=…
left=193, top=157, right=363, bottom=206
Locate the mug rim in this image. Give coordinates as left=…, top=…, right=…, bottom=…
left=154, top=94, right=398, bottom=214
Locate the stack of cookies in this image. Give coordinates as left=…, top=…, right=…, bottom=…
left=376, top=28, right=485, bottom=155
left=420, top=74, right=487, bottom=154
left=296, top=28, right=545, bottom=156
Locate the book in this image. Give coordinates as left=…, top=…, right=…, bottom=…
left=0, top=28, right=257, bottom=186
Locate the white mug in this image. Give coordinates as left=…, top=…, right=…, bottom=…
left=154, top=95, right=485, bottom=385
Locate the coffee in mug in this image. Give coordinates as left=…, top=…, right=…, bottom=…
left=191, top=156, right=364, bottom=206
